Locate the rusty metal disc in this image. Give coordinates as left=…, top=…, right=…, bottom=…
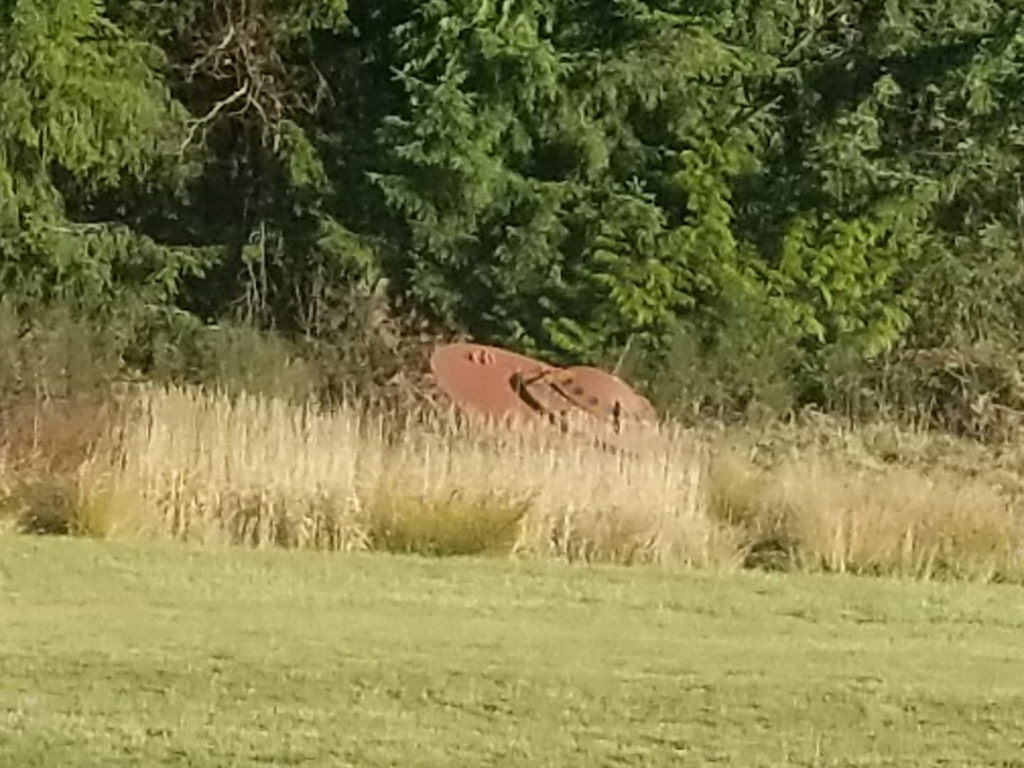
left=548, top=366, right=657, bottom=424
left=430, top=342, right=559, bottom=421
left=515, top=370, right=576, bottom=420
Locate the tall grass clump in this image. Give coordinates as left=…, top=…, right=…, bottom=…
left=79, top=388, right=372, bottom=549
left=78, top=386, right=735, bottom=566
left=36, top=385, right=1024, bottom=583
left=0, top=395, right=117, bottom=537
left=709, top=442, right=1024, bottom=583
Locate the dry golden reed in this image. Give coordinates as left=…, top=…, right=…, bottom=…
left=709, top=444, right=1024, bottom=582
left=18, top=384, right=1021, bottom=582
left=77, top=386, right=732, bottom=566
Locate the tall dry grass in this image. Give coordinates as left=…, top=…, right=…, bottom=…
left=77, top=386, right=731, bottom=566
left=0, top=395, right=115, bottom=536
left=709, top=448, right=1024, bottom=581
left=6, top=385, right=1023, bottom=582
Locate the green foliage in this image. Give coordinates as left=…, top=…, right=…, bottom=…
left=147, top=320, right=321, bottom=402
left=5, top=0, right=1024, bottom=424
left=372, top=1, right=774, bottom=361
left=0, top=301, right=122, bottom=404
left=0, top=0, right=207, bottom=318
left=723, top=0, right=1024, bottom=414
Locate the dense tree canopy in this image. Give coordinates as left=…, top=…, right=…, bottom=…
left=3, top=0, right=1024, bottom=416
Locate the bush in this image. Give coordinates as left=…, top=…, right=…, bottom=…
left=365, top=490, right=530, bottom=557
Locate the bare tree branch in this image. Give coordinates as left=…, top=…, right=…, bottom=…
left=187, top=23, right=237, bottom=82
left=178, top=83, right=249, bottom=156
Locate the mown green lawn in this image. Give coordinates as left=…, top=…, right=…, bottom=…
left=1, top=535, right=1023, bottom=767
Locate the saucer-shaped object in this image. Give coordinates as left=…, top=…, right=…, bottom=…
left=430, top=342, right=558, bottom=421
left=549, top=366, right=657, bottom=424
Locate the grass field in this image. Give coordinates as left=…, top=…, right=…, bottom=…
left=2, top=536, right=1024, bottom=766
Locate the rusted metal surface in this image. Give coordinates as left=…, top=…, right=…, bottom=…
left=429, top=342, right=558, bottom=422
left=550, top=366, right=658, bottom=424
left=430, top=342, right=657, bottom=430
left=518, top=371, right=575, bottom=421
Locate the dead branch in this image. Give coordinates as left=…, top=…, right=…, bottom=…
left=176, top=0, right=316, bottom=152
left=178, top=83, right=249, bottom=156
left=187, top=23, right=237, bottom=82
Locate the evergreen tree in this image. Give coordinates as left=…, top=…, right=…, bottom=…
left=0, top=0, right=206, bottom=322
